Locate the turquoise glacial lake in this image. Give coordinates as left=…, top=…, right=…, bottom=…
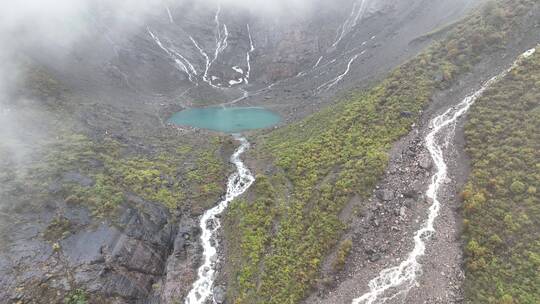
left=168, top=107, right=281, bottom=133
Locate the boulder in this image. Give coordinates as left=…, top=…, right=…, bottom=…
left=376, top=189, right=394, bottom=201
left=365, top=248, right=377, bottom=256
left=403, top=188, right=418, bottom=199
left=213, top=286, right=226, bottom=304
left=419, top=154, right=433, bottom=170
left=368, top=254, right=381, bottom=263
left=400, top=111, right=413, bottom=118
left=399, top=206, right=407, bottom=217
left=403, top=198, right=415, bottom=207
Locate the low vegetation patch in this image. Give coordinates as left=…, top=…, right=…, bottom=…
left=64, top=289, right=88, bottom=304
left=61, top=135, right=224, bottom=217
left=6, top=133, right=227, bottom=221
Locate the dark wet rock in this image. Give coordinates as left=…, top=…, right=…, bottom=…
left=403, top=188, right=418, bottom=199
left=368, top=254, right=381, bottom=263
left=365, top=247, right=376, bottom=255
left=376, top=189, right=394, bottom=201
left=0, top=193, right=177, bottom=303
left=122, top=195, right=174, bottom=246
left=156, top=215, right=201, bottom=303
left=419, top=154, right=433, bottom=170
left=404, top=181, right=423, bottom=199
left=213, top=285, right=226, bottom=304
left=206, top=219, right=216, bottom=230
left=364, top=247, right=381, bottom=263
left=109, top=237, right=165, bottom=275
left=100, top=271, right=153, bottom=299
left=400, top=111, right=414, bottom=118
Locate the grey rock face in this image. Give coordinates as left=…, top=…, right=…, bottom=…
left=155, top=215, right=201, bottom=303
left=0, top=195, right=177, bottom=303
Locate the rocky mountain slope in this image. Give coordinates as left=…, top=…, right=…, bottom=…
left=1, top=0, right=538, bottom=303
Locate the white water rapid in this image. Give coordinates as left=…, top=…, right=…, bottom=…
left=185, top=135, right=255, bottom=304
left=352, top=47, right=536, bottom=304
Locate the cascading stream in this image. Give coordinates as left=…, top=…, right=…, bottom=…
left=244, top=24, right=255, bottom=84
left=147, top=28, right=198, bottom=84
left=333, top=0, right=370, bottom=47
left=317, top=50, right=365, bottom=91
left=165, top=6, right=175, bottom=24
left=185, top=135, right=255, bottom=304
left=352, top=47, right=536, bottom=304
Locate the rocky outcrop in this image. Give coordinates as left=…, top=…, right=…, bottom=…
left=375, top=189, right=394, bottom=201
left=0, top=195, right=182, bottom=303
left=152, top=215, right=201, bottom=303
left=260, top=28, right=321, bottom=82
left=213, top=285, right=226, bottom=304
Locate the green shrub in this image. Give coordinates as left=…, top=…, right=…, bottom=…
left=333, top=239, right=353, bottom=271
left=65, top=289, right=88, bottom=304
left=510, top=180, right=526, bottom=194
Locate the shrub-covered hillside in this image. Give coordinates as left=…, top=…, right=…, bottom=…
left=224, top=0, right=539, bottom=303
left=462, top=47, right=539, bottom=303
